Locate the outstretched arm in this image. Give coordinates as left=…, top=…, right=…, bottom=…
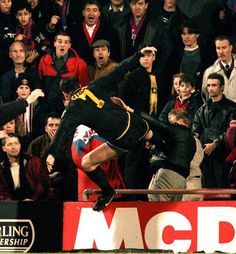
left=0, top=89, right=44, bottom=126
left=89, top=46, right=157, bottom=92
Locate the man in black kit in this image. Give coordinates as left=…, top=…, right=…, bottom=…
left=46, top=46, right=194, bottom=212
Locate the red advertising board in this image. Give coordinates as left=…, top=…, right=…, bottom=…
left=63, top=201, right=236, bottom=253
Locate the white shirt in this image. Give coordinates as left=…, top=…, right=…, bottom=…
left=10, top=162, right=20, bottom=189
left=85, top=24, right=96, bottom=37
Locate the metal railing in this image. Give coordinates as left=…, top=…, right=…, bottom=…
left=82, top=188, right=236, bottom=201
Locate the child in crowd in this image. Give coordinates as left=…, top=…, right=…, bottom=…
left=170, top=73, right=183, bottom=97
left=159, top=73, right=202, bottom=124
left=14, top=1, right=49, bottom=66
left=15, top=74, right=38, bottom=151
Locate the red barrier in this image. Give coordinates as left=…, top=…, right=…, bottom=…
left=63, top=200, right=236, bottom=253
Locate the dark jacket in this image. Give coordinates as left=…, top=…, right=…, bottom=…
left=101, top=2, right=131, bottom=31
left=192, top=96, right=236, bottom=158
left=71, top=19, right=121, bottom=65
left=48, top=51, right=143, bottom=158
left=0, top=11, right=16, bottom=75
left=119, top=66, right=165, bottom=116
left=140, top=111, right=196, bottom=178
left=45, top=0, right=83, bottom=41
left=0, top=154, right=50, bottom=200
left=159, top=91, right=203, bottom=123
left=118, top=13, right=172, bottom=75
left=0, top=66, right=40, bottom=102
left=0, top=99, right=28, bottom=126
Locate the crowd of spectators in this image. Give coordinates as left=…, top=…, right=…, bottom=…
left=0, top=0, right=236, bottom=202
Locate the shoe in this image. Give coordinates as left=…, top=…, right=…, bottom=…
left=92, top=190, right=115, bottom=212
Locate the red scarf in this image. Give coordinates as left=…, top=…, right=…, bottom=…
left=130, top=14, right=146, bottom=45
left=83, top=20, right=100, bottom=45
left=16, top=18, right=35, bottom=51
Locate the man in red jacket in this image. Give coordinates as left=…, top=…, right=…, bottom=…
left=38, top=31, right=89, bottom=117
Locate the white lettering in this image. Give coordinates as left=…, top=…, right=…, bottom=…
left=145, top=211, right=191, bottom=252
left=198, top=207, right=236, bottom=253
left=74, top=208, right=143, bottom=249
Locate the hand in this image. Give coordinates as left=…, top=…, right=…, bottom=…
left=111, top=96, right=127, bottom=108
left=0, top=130, right=7, bottom=139
left=204, top=142, right=217, bottom=156
left=111, top=97, right=134, bottom=112
left=219, top=9, right=225, bottom=20
left=49, top=15, right=60, bottom=29
left=26, top=52, right=39, bottom=63
left=26, top=89, right=44, bottom=104
left=47, top=129, right=56, bottom=140
left=46, top=154, right=55, bottom=172
left=15, top=34, right=25, bottom=41
left=49, top=171, right=61, bottom=179
left=140, top=46, right=157, bottom=56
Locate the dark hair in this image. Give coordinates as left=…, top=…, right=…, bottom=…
left=207, top=72, right=225, bottom=86
left=180, top=19, right=200, bottom=34
left=13, top=1, right=32, bottom=15
left=44, top=112, right=61, bottom=126
left=214, top=35, right=232, bottom=46
left=168, top=109, right=191, bottom=127
left=60, top=77, right=79, bottom=93
left=2, top=133, right=20, bottom=146
left=83, top=0, right=101, bottom=10
left=130, top=0, right=149, bottom=4
left=181, top=73, right=195, bottom=87
left=54, top=31, right=71, bottom=42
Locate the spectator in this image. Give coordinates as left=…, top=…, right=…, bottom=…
left=197, top=0, right=236, bottom=66
left=178, top=20, right=209, bottom=90
left=0, top=119, right=16, bottom=162
left=38, top=31, right=89, bottom=118
left=27, top=0, right=54, bottom=40
left=192, top=72, right=236, bottom=188
left=159, top=73, right=202, bottom=124
left=0, top=88, right=44, bottom=127
left=176, top=0, right=206, bottom=20
left=119, top=47, right=162, bottom=199
left=170, top=72, right=182, bottom=97
left=118, top=0, right=172, bottom=78
left=101, top=0, right=131, bottom=31
left=45, top=0, right=83, bottom=40
left=27, top=113, right=76, bottom=200
left=167, top=109, right=204, bottom=201
left=155, top=0, right=187, bottom=96
left=14, top=1, right=49, bottom=66
left=71, top=0, right=121, bottom=65
left=15, top=74, right=39, bottom=151
left=202, top=35, right=236, bottom=102
left=88, top=39, right=120, bottom=95
left=148, top=109, right=196, bottom=201
left=0, top=0, right=16, bottom=76
left=0, top=133, right=50, bottom=200
left=0, top=41, right=40, bottom=103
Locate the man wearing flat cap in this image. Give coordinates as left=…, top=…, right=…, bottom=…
left=89, top=39, right=120, bottom=96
